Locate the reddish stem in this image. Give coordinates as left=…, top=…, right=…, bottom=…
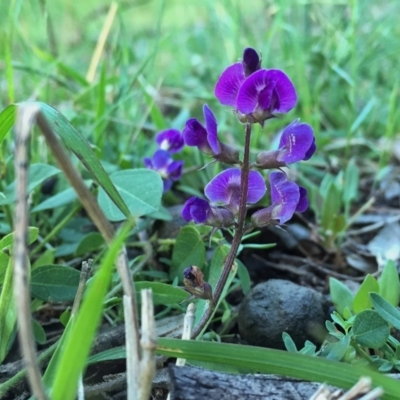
left=191, top=123, right=252, bottom=338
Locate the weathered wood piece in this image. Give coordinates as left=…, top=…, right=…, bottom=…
left=167, top=365, right=389, bottom=400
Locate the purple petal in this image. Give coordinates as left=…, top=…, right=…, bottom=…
left=269, top=171, right=300, bottom=224
left=243, top=47, right=261, bottom=76
left=205, top=168, right=241, bottom=204
left=277, top=120, right=315, bottom=163
left=237, top=69, right=297, bottom=115
left=182, top=118, right=212, bottom=154
left=247, top=171, right=267, bottom=203
left=151, top=149, right=172, bottom=170
left=296, top=187, right=309, bottom=212
left=214, top=63, right=245, bottom=107
left=163, top=179, right=173, bottom=192
left=205, top=168, right=266, bottom=206
left=203, top=104, right=221, bottom=154
left=167, top=160, right=184, bottom=181
left=182, top=197, right=210, bottom=223
left=156, top=129, right=184, bottom=153
left=304, top=138, right=316, bottom=160
left=266, top=69, right=297, bottom=113
left=143, top=157, right=153, bottom=169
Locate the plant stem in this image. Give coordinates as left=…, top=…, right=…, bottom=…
left=191, top=123, right=252, bottom=339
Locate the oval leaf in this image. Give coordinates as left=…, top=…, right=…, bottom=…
left=370, top=292, right=400, bottom=330
left=98, top=169, right=163, bottom=221
left=31, top=265, right=80, bottom=302
left=0, top=226, right=39, bottom=251
left=75, top=232, right=105, bottom=256
left=352, top=310, right=389, bottom=348
left=170, top=225, right=206, bottom=281
left=379, top=260, right=400, bottom=307
left=352, top=274, right=379, bottom=314
left=329, top=278, right=354, bottom=316
left=135, top=282, right=189, bottom=305
left=0, top=164, right=61, bottom=206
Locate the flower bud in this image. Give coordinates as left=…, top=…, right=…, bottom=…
left=183, top=266, right=213, bottom=300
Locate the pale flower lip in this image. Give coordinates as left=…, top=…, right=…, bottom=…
left=155, top=129, right=184, bottom=153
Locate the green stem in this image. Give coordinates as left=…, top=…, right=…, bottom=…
left=31, top=203, right=81, bottom=256
left=191, top=123, right=252, bottom=339
left=351, top=340, right=374, bottom=364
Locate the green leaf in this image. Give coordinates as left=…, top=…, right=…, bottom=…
left=134, top=282, right=189, bottom=305
left=237, top=260, right=251, bottom=294
left=0, top=252, right=10, bottom=284
left=75, top=232, right=105, bottom=256
left=170, top=225, right=206, bottom=281
left=59, top=309, right=71, bottom=327
left=370, top=292, right=400, bottom=330
left=34, top=102, right=132, bottom=219
left=325, top=335, right=350, bottom=361
left=282, top=332, right=298, bottom=353
left=321, top=182, right=342, bottom=232
left=0, top=164, right=61, bottom=205
left=0, top=226, right=39, bottom=250
left=30, top=265, right=80, bottom=302
left=352, top=274, right=379, bottom=314
left=97, top=169, right=163, bottom=221
left=157, top=338, right=400, bottom=400
left=0, top=257, right=17, bottom=363
left=32, top=181, right=92, bottom=212
left=32, top=319, right=47, bottom=345
left=379, top=260, right=400, bottom=307
left=342, top=159, right=359, bottom=207
left=352, top=310, right=390, bottom=348
left=32, top=249, right=56, bottom=269
left=50, top=223, right=131, bottom=400
left=87, top=346, right=126, bottom=365
left=0, top=104, right=17, bottom=144
left=329, top=278, right=354, bottom=316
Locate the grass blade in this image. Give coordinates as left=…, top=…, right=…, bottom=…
left=157, top=338, right=400, bottom=400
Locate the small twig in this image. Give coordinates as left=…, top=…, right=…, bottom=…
left=139, top=289, right=157, bottom=400
left=14, top=105, right=48, bottom=400
left=72, top=259, right=93, bottom=316
left=191, top=123, right=252, bottom=338
left=13, top=104, right=141, bottom=397
left=310, top=376, right=383, bottom=400
left=73, top=260, right=93, bottom=400
left=176, top=303, right=195, bottom=367
left=123, top=295, right=140, bottom=400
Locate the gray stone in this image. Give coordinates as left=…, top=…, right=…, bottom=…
left=238, top=279, right=329, bottom=350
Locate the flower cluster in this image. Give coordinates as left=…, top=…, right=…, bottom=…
left=143, top=129, right=184, bottom=192
left=181, top=47, right=316, bottom=228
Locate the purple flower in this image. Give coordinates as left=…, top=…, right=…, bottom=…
left=182, top=197, right=235, bottom=227
left=155, top=129, right=184, bottom=153
left=182, top=104, right=239, bottom=164
left=243, top=47, right=261, bottom=77
left=205, top=168, right=266, bottom=215
left=255, top=119, right=316, bottom=169
left=214, top=48, right=297, bottom=125
left=251, top=171, right=308, bottom=227
left=143, top=149, right=183, bottom=192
